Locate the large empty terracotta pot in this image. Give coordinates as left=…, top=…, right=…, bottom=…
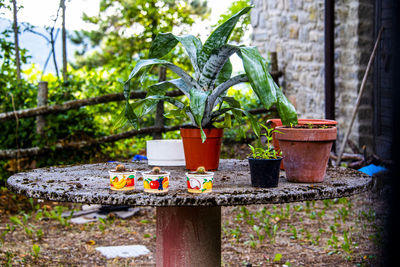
left=275, top=126, right=337, bottom=183
left=180, top=128, right=223, bottom=171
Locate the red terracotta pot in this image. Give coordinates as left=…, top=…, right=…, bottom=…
left=267, top=119, right=337, bottom=170
left=180, top=128, right=224, bottom=171
left=275, top=126, right=337, bottom=183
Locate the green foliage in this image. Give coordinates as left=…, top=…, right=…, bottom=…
left=31, top=244, right=40, bottom=258
left=248, top=123, right=281, bottom=159
left=124, top=6, right=298, bottom=142
left=70, top=0, right=209, bottom=70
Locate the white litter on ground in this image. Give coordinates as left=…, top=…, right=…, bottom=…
left=95, top=245, right=151, bottom=259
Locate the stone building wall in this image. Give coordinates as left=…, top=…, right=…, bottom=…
left=251, top=0, right=374, bottom=153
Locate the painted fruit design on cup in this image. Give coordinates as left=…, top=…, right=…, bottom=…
left=142, top=168, right=170, bottom=193
left=109, top=172, right=135, bottom=190
left=186, top=172, right=214, bottom=193
left=109, top=164, right=135, bottom=191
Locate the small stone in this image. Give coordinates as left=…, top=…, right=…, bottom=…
left=289, top=24, right=299, bottom=39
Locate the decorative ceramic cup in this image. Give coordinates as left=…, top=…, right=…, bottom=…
left=185, top=172, right=214, bottom=193
left=142, top=171, right=170, bottom=193
left=109, top=170, right=136, bottom=191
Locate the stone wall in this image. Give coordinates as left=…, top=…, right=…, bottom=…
left=251, top=0, right=374, bottom=153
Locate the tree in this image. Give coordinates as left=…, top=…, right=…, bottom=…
left=12, top=0, right=21, bottom=81
left=61, top=0, right=67, bottom=82
left=70, top=0, right=209, bottom=70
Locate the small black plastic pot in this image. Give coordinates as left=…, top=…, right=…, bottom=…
left=248, top=157, right=282, bottom=188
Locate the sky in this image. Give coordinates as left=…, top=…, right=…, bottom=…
left=2, top=0, right=236, bottom=32
left=0, top=0, right=244, bottom=74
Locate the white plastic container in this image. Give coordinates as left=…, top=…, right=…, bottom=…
left=146, top=139, right=185, bottom=166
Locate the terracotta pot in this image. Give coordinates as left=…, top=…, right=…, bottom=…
left=180, top=128, right=223, bottom=171
left=275, top=126, right=337, bottom=183
left=267, top=119, right=337, bottom=170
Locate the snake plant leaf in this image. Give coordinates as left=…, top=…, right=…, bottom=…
left=189, top=88, right=209, bottom=142
left=215, top=59, right=232, bottom=87
left=209, top=74, right=249, bottom=111
left=147, top=78, right=191, bottom=97
left=189, top=88, right=209, bottom=127
left=197, top=6, right=252, bottom=70
left=124, top=101, right=139, bottom=129
left=198, top=45, right=238, bottom=90
left=144, top=95, right=186, bottom=110
left=125, top=58, right=198, bottom=90
left=150, top=33, right=203, bottom=79
left=275, top=85, right=298, bottom=125
left=220, top=96, right=242, bottom=119
left=239, top=46, right=277, bottom=109
left=175, top=35, right=203, bottom=78
left=149, top=33, right=179, bottom=59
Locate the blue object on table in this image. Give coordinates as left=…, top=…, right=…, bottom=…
left=132, top=155, right=147, bottom=161
left=358, top=164, right=387, bottom=176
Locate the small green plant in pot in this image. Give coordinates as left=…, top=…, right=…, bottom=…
left=248, top=124, right=282, bottom=188
left=123, top=6, right=297, bottom=170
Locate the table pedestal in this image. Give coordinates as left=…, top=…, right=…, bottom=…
left=156, top=206, right=221, bottom=267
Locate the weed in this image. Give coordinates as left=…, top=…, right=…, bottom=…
left=43, top=206, right=73, bottom=227
left=230, top=226, right=242, bottom=242
left=31, top=244, right=41, bottom=258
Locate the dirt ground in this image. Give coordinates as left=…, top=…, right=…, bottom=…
left=0, top=187, right=387, bottom=266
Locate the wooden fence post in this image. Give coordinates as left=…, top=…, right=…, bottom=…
left=153, top=66, right=166, bottom=139
left=36, top=81, right=48, bottom=136
left=270, top=52, right=278, bottom=72
left=270, top=51, right=283, bottom=86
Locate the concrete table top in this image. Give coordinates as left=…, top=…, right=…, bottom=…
left=7, top=159, right=373, bottom=207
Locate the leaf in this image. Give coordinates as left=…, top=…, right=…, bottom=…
left=10, top=216, right=22, bottom=226
left=189, top=88, right=209, bottom=142
left=223, top=112, right=232, bottom=128
left=273, top=253, right=282, bottom=262
left=189, top=88, right=209, bottom=128
left=198, top=6, right=252, bottom=70
left=175, top=35, right=203, bottom=78
left=124, top=101, right=139, bottom=128
left=220, top=96, right=242, bottom=119
left=198, top=45, right=238, bottom=90
left=149, top=33, right=202, bottom=78
left=275, top=85, right=298, bottom=126
left=86, top=240, right=96, bottom=245
left=215, top=59, right=232, bottom=87
left=164, top=108, right=187, bottom=120
left=148, top=78, right=191, bottom=97
left=239, top=46, right=277, bottom=109
left=125, top=59, right=197, bottom=89
left=149, top=33, right=179, bottom=59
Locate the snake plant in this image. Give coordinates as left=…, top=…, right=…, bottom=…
left=123, top=6, right=298, bottom=142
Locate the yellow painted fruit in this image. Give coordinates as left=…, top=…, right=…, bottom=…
left=143, top=180, right=150, bottom=189
left=113, top=179, right=127, bottom=189
left=203, top=181, right=212, bottom=190
left=162, top=181, right=169, bottom=189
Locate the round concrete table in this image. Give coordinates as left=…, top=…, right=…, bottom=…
left=7, top=159, right=372, bottom=266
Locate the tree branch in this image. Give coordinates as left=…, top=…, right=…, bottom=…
left=0, top=90, right=184, bottom=122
